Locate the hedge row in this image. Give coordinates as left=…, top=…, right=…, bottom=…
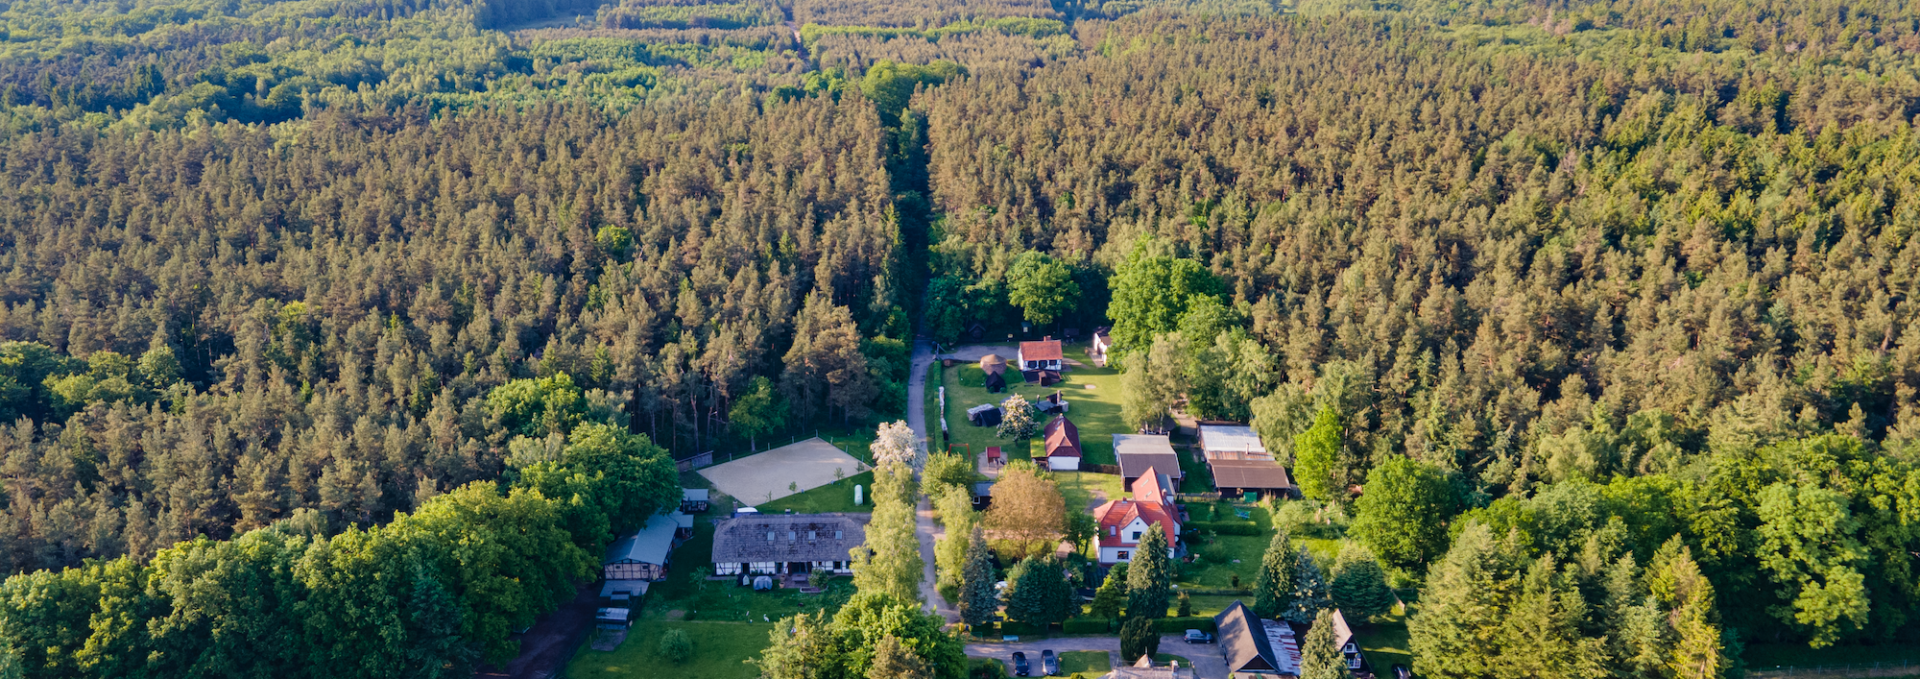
left=1186, top=521, right=1264, bottom=536
left=1062, top=618, right=1114, bottom=634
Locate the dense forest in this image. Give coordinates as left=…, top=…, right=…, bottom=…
left=0, top=0, right=1917, bottom=675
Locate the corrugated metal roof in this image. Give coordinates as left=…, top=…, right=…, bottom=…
left=604, top=512, right=684, bottom=566
left=1198, top=424, right=1266, bottom=455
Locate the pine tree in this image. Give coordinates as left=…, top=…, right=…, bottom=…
left=1330, top=545, right=1395, bottom=624
left=1119, top=617, right=1159, bottom=664
left=1299, top=609, right=1350, bottom=679
left=1126, top=527, right=1172, bottom=619
left=1407, top=523, right=1519, bottom=679
left=1285, top=549, right=1335, bottom=624
left=1089, top=564, right=1128, bottom=621
left=1254, top=529, right=1298, bottom=618
left=958, top=524, right=1000, bottom=632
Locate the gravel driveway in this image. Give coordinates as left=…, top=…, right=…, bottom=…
left=964, top=635, right=1229, bottom=678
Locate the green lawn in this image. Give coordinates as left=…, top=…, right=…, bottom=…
left=1353, top=609, right=1413, bottom=675
left=1057, top=471, right=1127, bottom=512
left=758, top=471, right=875, bottom=513
left=1058, top=650, right=1112, bottom=675
left=636, top=514, right=855, bottom=622
left=1175, top=503, right=1273, bottom=589
left=567, top=621, right=771, bottom=679
left=937, top=346, right=1128, bottom=468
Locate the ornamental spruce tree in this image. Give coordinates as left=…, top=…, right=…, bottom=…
left=1004, top=556, right=1075, bottom=626
left=1285, top=549, right=1334, bottom=624
left=1126, top=526, right=1172, bottom=619
left=1330, top=544, right=1396, bottom=623
left=1299, top=609, right=1350, bottom=679
left=1253, top=529, right=1298, bottom=618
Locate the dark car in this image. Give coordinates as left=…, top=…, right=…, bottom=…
left=1041, top=649, right=1059, bottom=676
left=1393, top=665, right=1412, bottom=679
left=1012, top=651, right=1029, bottom=677
left=1184, top=629, right=1215, bottom=644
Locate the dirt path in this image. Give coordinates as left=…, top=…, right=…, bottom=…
left=906, top=338, right=958, bottom=622
left=472, top=583, right=597, bottom=679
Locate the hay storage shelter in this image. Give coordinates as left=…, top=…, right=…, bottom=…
left=967, top=403, right=1003, bottom=426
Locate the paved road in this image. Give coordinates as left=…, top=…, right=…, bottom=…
left=906, top=339, right=956, bottom=621
left=964, top=635, right=1230, bottom=678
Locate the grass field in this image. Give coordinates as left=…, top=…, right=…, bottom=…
left=567, top=621, right=771, bottom=679
left=757, top=470, right=874, bottom=513
left=937, top=345, right=1128, bottom=468
left=1175, top=503, right=1273, bottom=589
left=1058, top=650, right=1112, bottom=675
left=1057, top=471, right=1128, bottom=512
left=1353, top=608, right=1414, bottom=674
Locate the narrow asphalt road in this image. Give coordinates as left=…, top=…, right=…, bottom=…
left=964, top=635, right=1230, bottom=678
left=906, top=339, right=956, bottom=622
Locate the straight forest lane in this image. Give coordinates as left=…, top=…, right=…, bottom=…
left=906, top=339, right=956, bottom=621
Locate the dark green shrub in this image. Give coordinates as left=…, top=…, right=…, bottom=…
left=658, top=628, right=692, bottom=663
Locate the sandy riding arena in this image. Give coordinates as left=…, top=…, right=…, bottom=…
left=698, top=438, right=864, bottom=506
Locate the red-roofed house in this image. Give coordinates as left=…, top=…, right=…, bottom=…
left=1091, top=467, right=1180, bottom=564
left=1019, top=337, right=1064, bottom=372
left=1039, top=414, right=1082, bottom=471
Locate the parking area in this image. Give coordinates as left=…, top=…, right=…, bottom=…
left=697, top=438, right=864, bottom=506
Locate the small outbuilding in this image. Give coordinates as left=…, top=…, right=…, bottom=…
left=984, top=370, right=1007, bottom=393
left=681, top=488, right=710, bottom=513
left=1114, top=434, right=1183, bottom=485
left=967, top=403, right=1003, bottom=427
left=603, top=511, right=687, bottom=582
left=980, top=354, right=1008, bottom=375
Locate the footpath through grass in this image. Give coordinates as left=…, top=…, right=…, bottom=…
left=567, top=620, right=771, bottom=679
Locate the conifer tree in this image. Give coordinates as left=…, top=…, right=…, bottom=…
left=958, top=524, right=1000, bottom=632
left=1330, top=545, right=1395, bottom=624
left=1253, top=529, right=1298, bottom=618
left=1285, top=549, right=1335, bottom=624
left=1004, top=556, right=1075, bottom=626
left=1126, top=527, right=1172, bottom=619
left=1299, top=609, right=1350, bottom=679
left=1089, top=564, right=1128, bottom=621
left=868, top=635, right=933, bottom=679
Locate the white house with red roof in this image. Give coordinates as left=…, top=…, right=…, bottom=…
left=1092, top=466, right=1180, bottom=564
left=1018, top=337, right=1064, bottom=371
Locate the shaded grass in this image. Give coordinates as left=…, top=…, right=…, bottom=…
left=1174, top=503, right=1272, bottom=589
left=566, top=621, right=771, bottom=679
left=757, top=470, right=875, bottom=513
left=1352, top=609, right=1413, bottom=675
left=1058, top=650, right=1112, bottom=675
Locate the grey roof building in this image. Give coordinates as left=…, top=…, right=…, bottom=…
left=711, top=513, right=870, bottom=577
left=1114, top=434, right=1183, bottom=483
left=1215, top=599, right=1300, bottom=675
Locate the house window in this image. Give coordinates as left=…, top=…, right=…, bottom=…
left=1117, top=551, right=1129, bottom=560
left=1130, top=531, right=1142, bottom=540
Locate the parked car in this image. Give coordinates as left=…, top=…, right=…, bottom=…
left=1041, top=649, right=1059, bottom=676
left=1012, top=651, right=1029, bottom=677
left=1184, top=629, right=1215, bottom=644
left=1393, top=664, right=1412, bottom=679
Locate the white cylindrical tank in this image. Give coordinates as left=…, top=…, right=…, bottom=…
left=854, top=484, right=864, bottom=505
